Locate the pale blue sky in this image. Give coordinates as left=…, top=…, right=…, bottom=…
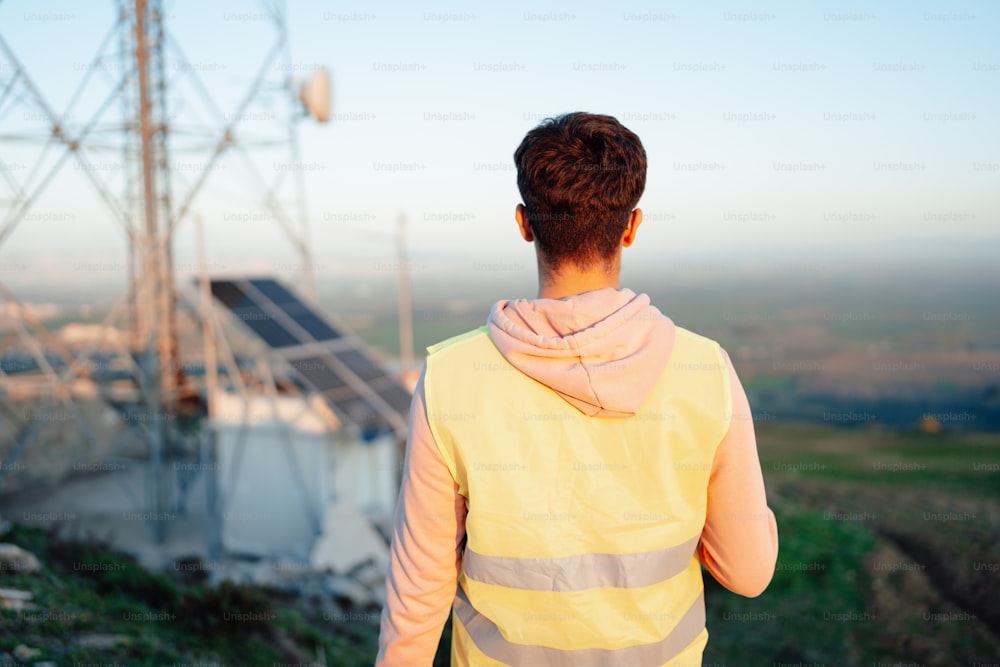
left=0, top=0, right=996, bottom=292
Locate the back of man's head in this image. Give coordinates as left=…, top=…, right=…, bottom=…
left=514, top=112, right=647, bottom=272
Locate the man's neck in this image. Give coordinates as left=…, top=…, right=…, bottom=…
left=536, top=260, right=621, bottom=300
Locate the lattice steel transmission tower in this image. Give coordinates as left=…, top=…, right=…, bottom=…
left=0, top=0, right=331, bottom=543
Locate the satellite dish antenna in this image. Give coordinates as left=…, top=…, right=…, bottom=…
left=299, top=68, right=332, bottom=123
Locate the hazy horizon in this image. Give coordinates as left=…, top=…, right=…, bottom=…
left=6, top=242, right=998, bottom=314
left=1, top=0, right=997, bottom=296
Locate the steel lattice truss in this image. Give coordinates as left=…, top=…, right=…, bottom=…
left=0, top=0, right=335, bottom=546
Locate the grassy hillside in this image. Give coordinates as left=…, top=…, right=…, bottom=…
left=703, top=422, right=1000, bottom=666
left=0, top=529, right=379, bottom=665
left=2, top=423, right=997, bottom=666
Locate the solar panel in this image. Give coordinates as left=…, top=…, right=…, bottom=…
left=211, top=280, right=254, bottom=310
left=374, top=384, right=414, bottom=416
left=333, top=349, right=385, bottom=382
left=231, top=307, right=300, bottom=348
left=290, top=356, right=348, bottom=392
left=209, top=276, right=410, bottom=437
left=280, top=305, right=342, bottom=342
left=247, top=278, right=343, bottom=342
left=248, top=278, right=298, bottom=305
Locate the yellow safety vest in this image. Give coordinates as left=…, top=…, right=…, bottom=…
left=424, top=324, right=732, bottom=667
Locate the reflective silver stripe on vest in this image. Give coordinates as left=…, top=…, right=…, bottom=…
left=462, top=533, right=700, bottom=592
left=455, top=586, right=705, bottom=667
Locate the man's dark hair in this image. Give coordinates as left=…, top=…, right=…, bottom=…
left=514, top=112, right=647, bottom=271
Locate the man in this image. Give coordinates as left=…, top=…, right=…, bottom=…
left=376, top=112, right=779, bottom=666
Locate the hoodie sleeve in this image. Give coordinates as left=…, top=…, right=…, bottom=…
left=699, top=349, right=779, bottom=598
left=376, top=366, right=467, bottom=666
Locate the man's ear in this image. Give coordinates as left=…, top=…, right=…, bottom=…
left=516, top=204, right=534, bottom=242
left=622, top=208, right=643, bottom=247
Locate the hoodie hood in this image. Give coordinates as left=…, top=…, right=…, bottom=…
left=487, top=287, right=675, bottom=417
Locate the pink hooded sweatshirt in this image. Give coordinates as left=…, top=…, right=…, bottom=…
left=376, top=287, right=779, bottom=665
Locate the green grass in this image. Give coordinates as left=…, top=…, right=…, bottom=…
left=757, top=422, right=1000, bottom=498
left=0, top=526, right=377, bottom=666
left=703, top=500, right=879, bottom=665
left=742, top=374, right=798, bottom=393
left=4, top=423, right=997, bottom=666
left=702, top=469, right=1000, bottom=665
left=750, top=422, right=1000, bottom=665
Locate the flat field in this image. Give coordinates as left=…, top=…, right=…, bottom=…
left=703, top=421, right=999, bottom=666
